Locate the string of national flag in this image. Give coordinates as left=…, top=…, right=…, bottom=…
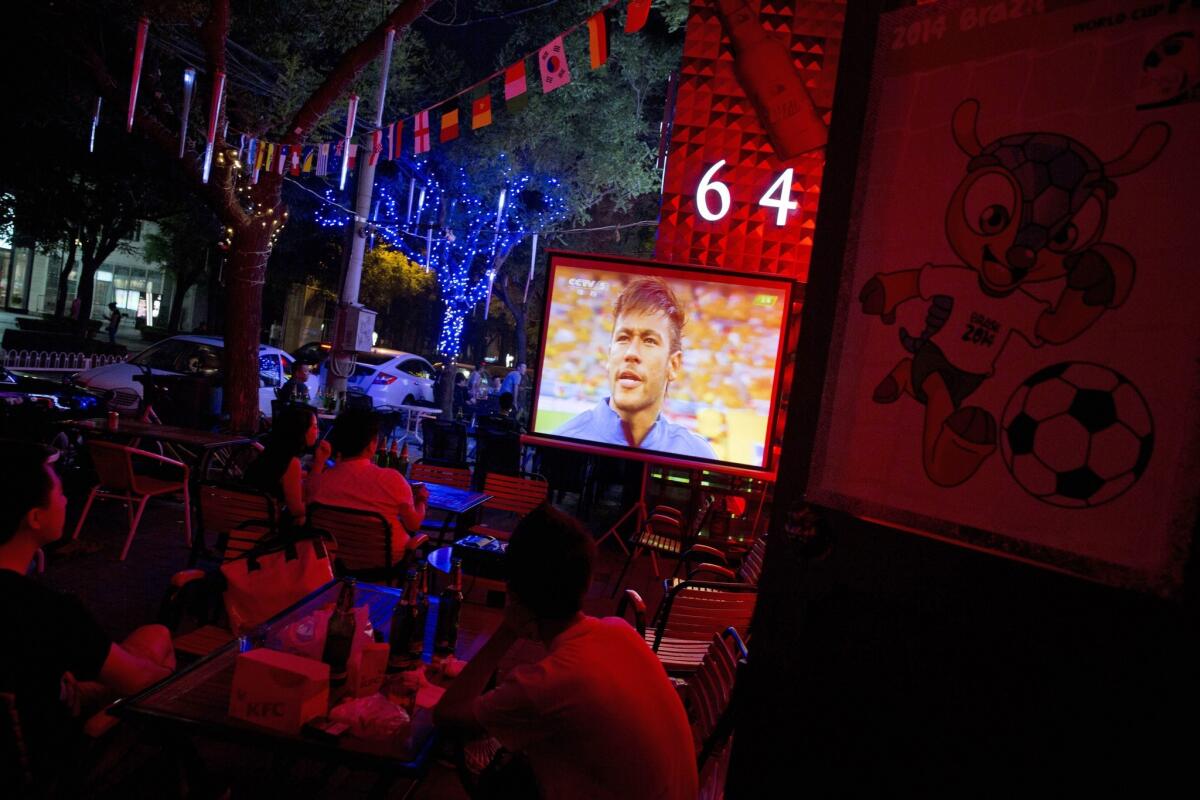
left=222, top=0, right=652, bottom=183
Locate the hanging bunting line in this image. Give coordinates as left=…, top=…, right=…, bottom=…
left=210, top=0, right=653, bottom=181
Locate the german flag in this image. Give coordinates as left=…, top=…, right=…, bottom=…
left=471, top=85, right=492, bottom=130
left=441, top=107, right=459, bottom=143
left=588, top=12, right=609, bottom=69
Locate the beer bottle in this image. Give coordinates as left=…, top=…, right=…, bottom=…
left=388, top=438, right=400, bottom=470
left=386, top=571, right=421, bottom=673
left=322, top=579, right=357, bottom=688
left=409, top=561, right=429, bottom=659
left=397, top=442, right=410, bottom=478
left=433, top=559, right=464, bottom=658
left=713, top=0, right=827, bottom=158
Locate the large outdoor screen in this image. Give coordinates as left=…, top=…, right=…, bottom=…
left=528, top=252, right=794, bottom=474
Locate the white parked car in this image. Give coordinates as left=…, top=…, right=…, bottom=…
left=346, top=349, right=436, bottom=407
left=73, top=335, right=316, bottom=418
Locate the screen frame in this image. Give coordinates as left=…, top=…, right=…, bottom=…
left=524, top=250, right=796, bottom=479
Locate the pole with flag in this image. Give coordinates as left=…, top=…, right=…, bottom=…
left=328, top=26, right=396, bottom=402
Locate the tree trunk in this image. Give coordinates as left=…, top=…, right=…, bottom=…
left=53, top=236, right=78, bottom=318
left=223, top=222, right=272, bottom=432
left=496, top=273, right=528, bottom=366
left=74, top=252, right=101, bottom=336
left=167, top=278, right=191, bottom=333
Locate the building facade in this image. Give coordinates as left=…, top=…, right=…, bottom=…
left=0, top=221, right=206, bottom=332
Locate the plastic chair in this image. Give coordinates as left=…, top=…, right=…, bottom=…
left=619, top=579, right=757, bottom=675
left=421, top=418, right=469, bottom=466
left=307, top=502, right=428, bottom=585
left=71, top=440, right=191, bottom=561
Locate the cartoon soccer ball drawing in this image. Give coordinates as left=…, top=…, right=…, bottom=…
left=1000, top=363, right=1153, bottom=507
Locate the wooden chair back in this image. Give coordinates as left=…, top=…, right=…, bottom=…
left=198, top=481, right=277, bottom=560
left=686, top=628, right=748, bottom=766
left=644, top=580, right=757, bottom=674
left=411, top=460, right=472, bottom=490
left=738, top=534, right=767, bottom=585
left=482, top=472, right=548, bottom=516
left=307, top=502, right=395, bottom=576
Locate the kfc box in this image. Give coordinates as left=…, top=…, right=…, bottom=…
left=228, top=648, right=330, bottom=734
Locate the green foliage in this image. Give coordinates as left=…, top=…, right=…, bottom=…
left=359, top=244, right=436, bottom=309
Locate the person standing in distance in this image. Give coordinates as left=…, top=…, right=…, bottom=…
left=554, top=277, right=716, bottom=459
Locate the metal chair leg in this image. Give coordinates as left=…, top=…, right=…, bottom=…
left=71, top=486, right=100, bottom=541
left=121, top=496, right=151, bottom=561
left=181, top=484, right=192, bottom=547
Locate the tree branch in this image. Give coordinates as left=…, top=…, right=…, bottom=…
left=75, top=38, right=249, bottom=228
left=283, top=0, right=436, bottom=145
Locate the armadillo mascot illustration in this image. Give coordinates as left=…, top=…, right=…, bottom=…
left=858, top=100, right=1169, bottom=486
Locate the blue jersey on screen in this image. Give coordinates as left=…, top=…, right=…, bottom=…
left=554, top=398, right=717, bottom=459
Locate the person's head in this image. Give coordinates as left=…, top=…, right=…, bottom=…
left=271, top=404, right=319, bottom=454
left=0, top=442, right=66, bottom=549
left=498, top=391, right=514, bottom=414
left=518, top=362, right=528, bottom=375
left=292, top=362, right=310, bottom=382
left=506, top=505, right=595, bottom=627
left=455, top=373, right=467, bottom=387
left=108, top=302, right=118, bottom=311
left=329, top=407, right=380, bottom=459
left=607, top=277, right=686, bottom=422
left=492, top=376, right=502, bottom=389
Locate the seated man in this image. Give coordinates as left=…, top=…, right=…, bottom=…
left=0, top=442, right=176, bottom=785
left=434, top=505, right=699, bottom=799
left=307, top=408, right=429, bottom=557
left=278, top=361, right=312, bottom=405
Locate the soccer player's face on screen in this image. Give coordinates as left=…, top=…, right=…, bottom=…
left=607, top=309, right=682, bottom=420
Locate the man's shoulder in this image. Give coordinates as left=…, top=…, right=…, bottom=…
left=553, top=402, right=605, bottom=437
left=0, top=570, right=93, bottom=629
left=660, top=419, right=717, bottom=459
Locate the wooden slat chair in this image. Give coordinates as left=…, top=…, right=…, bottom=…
left=166, top=483, right=280, bottom=659
left=610, top=495, right=715, bottom=597
left=71, top=440, right=191, bottom=561
left=683, top=627, right=748, bottom=773
left=411, top=460, right=475, bottom=544
left=619, top=579, right=757, bottom=675
left=675, top=532, right=769, bottom=590
left=307, top=503, right=428, bottom=585
left=411, top=460, right=472, bottom=489
left=197, top=480, right=278, bottom=561
left=468, top=472, right=549, bottom=542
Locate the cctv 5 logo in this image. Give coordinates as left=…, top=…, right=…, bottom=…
left=567, top=278, right=610, bottom=291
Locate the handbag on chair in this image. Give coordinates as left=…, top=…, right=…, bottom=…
left=220, top=531, right=334, bottom=634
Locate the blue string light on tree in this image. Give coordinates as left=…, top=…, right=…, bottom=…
left=314, top=156, right=566, bottom=359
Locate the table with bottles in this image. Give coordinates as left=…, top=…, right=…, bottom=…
left=111, top=576, right=495, bottom=780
